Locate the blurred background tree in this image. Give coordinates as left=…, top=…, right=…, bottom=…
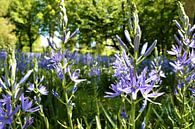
left=36, top=0, right=61, bottom=37
left=134, top=0, right=180, bottom=54
left=0, top=0, right=17, bottom=49
left=8, top=0, right=42, bottom=52
left=2, top=0, right=194, bottom=54
left=184, top=0, right=195, bottom=24
left=65, top=0, right=127, bottom=53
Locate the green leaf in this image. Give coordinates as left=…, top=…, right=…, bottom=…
left=100, top=103, right=117, bottom=129
left=96, top=115, right=102, bottom=129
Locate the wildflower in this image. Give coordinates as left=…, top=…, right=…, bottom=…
left=55, top=66, right=64, bottom=80
left=104, top=83, right=123, bottom=98
left=105, top=53, right=163, bottom=102
left=27, top=83, right=48, bottom=96
left=140, top=86, right=164, bottom=105
left=141, top=118, right=146, bottom=129
left=72, top=84, right=78, bottom=94
left=45, top=50, right=63, bottom=69
left=52, top=89, right=60, bottom=98
left=18, top=70, right=33, bottom=85
left=38, top=86, right=48, bottom=95
left=167, top=45, right=182, bottom=57
left=21, top=94, right=40, bottom=113
left=0, top=95, right=19, bottom=128
left=27, top=83, right=34, bottom=92
left=120, top=107, right=128, bottom=119
left=22, top=117, right=34, bottom=129
left=68, top=67, right=86, bottom=84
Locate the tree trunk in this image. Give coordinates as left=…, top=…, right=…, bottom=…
left=184, top=0, right=195, bottom=24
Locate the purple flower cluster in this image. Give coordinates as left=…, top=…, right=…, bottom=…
left=168, top=17, right=195, bottom=94
left=105, top=50, right=164, bottom=111
left=0, top=93, right=40, bottom=128
left=45, top=50, right=68, bottom=80
left=0, top=95, right=19, bottom=128
left=0, top=50, right=48, bottom=128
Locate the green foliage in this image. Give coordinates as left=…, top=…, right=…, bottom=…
left=4, top=0, right=194, bottom=54
left=65, top=0, right=128, bottom=52
left=8, top=0, right=42, bottom=52
left=0, top=18, right=16, bottom=49
left=0, top=0, right=16, bottom=49
left=63, top=0, right=185, bottom=55
left=0, top=0, right=11, bottom=16
left=134, top=0, right=181, bottom=54
left=36, top=0, right=61, bottom=36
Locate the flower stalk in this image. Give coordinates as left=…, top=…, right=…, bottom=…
left=130, top=101, right=135, bottom=129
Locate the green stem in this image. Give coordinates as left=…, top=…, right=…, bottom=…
left=130, top=101, right=135, bottom=129
left=65, top=92, right=73, bottom=129
left=182, top=87, right=185, bottom=128
left=39, top=105, right=49, bottom=129
left=61, top=72, right=73, bottom=128
left=18, top=115, right=23, bottom=129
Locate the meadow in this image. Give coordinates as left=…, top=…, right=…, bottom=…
left=0, top=1, right=194, bottom=129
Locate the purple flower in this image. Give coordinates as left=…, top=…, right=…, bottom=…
left=21, top=94, right=40, bottom=113
left=167, top=45, right=182, bottom=57
left=0, top=95, right=11, bottom=105
left=52, top=89, right=60, bottom=98
left=55, top=66, right=64, bottom=80
left=0, top=95, right=19, bottom=128
left=169, top=51, right=192, bottom=72
left=104, top=83, right=123, bottom=98
left=68, top=67, right=86, bottom=84
left=45, top=50, right=63, bottom=69
left=22, top=117, right=34, bottom=129
left=168, top=19, right=195, bottom=97
left=140, top=86, right=164, bottom=105
left=141, top=118, right=146, bottom=129
left=88, top=67, right=101, bottom=80
left=27, top=83, right=34, bottom=92
left=27, top=79, right=48, bottom=96
left=120, top=107, right=128, bottom=119
left=38, top=86, right=48, bottom=95
left=105, top=47, right=164, bottom=112
left=105, top=52, right=163, bottom=103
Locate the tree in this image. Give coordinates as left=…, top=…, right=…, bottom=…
left=0, top=0, right=16, bottom=49
left=36, top=0, right=61, bottom=37
left=8, top=0, right=41, bottom=52
left=64, top=0, right=184, bottom=54
left=65, top=0, right=129, bottom=52
left=132, top=0, right=181, bottom=54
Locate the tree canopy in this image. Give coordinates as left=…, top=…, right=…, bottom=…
left=0, top=0, right=16, bottom=49
left=2, top=0, right=194, bottom=54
